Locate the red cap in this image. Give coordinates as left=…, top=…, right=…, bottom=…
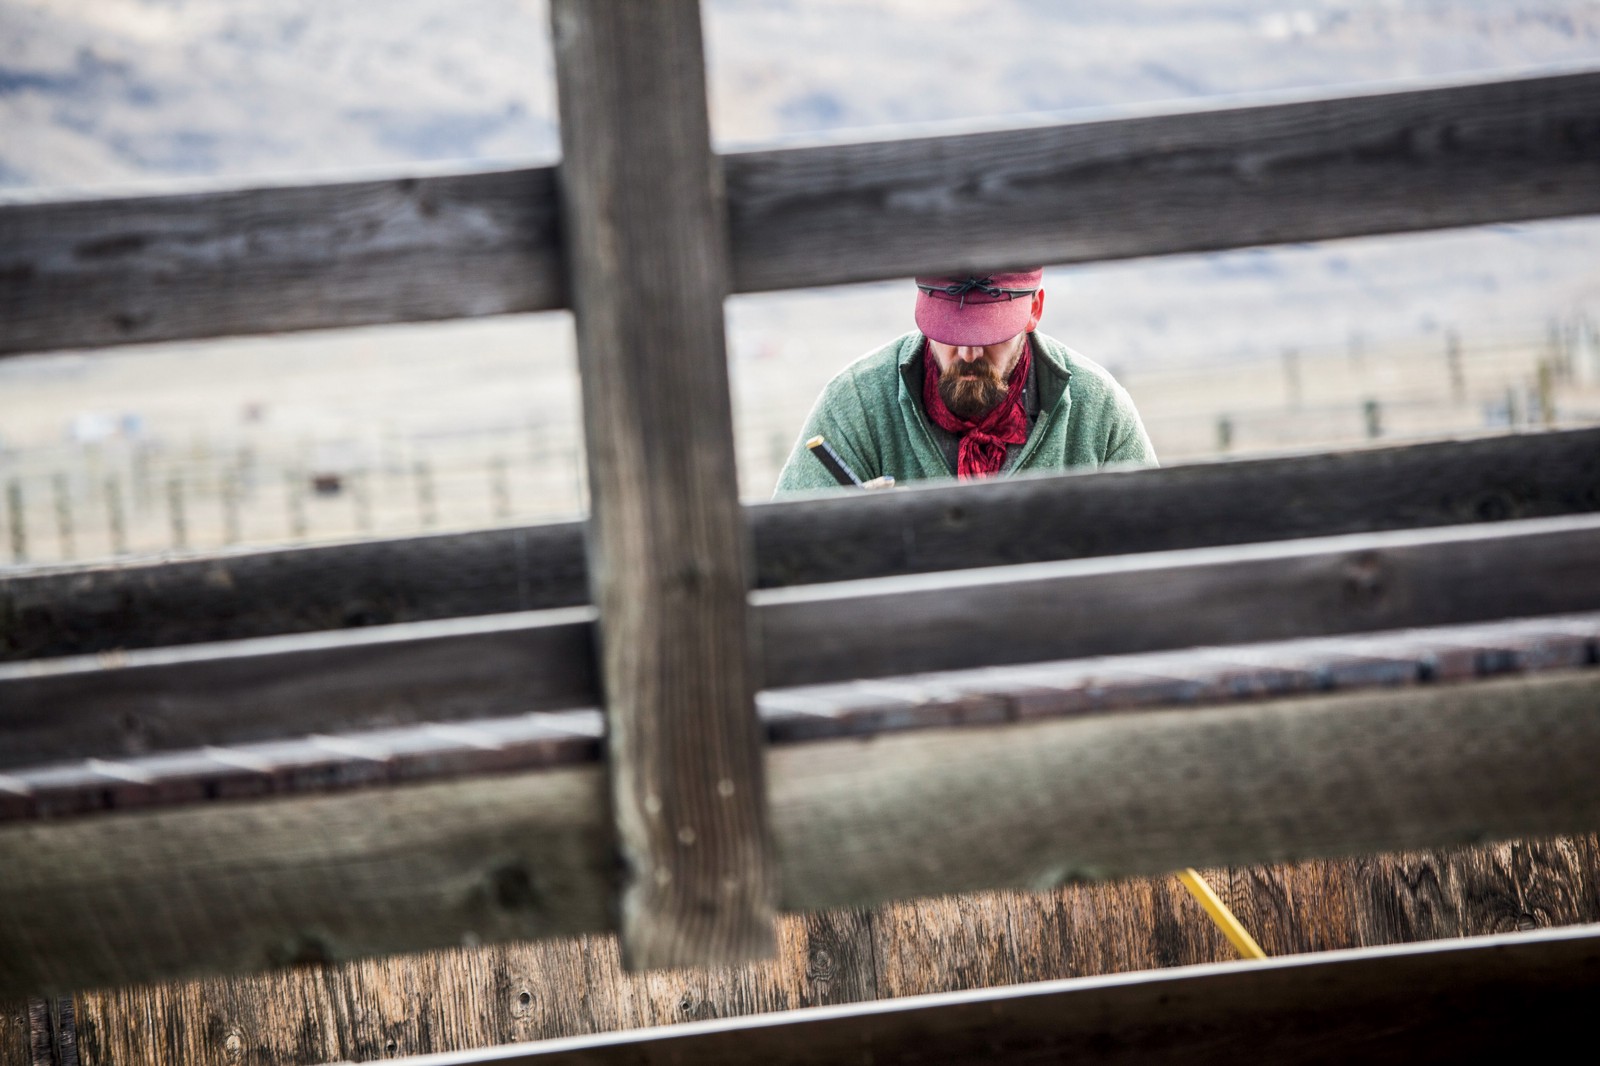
left=914, top=270, right=1044, bottom=346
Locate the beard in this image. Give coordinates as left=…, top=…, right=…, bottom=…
left=938, top=358, right=1009, bottom=421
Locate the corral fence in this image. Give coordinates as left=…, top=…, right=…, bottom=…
left=4, top=3, right=1600, bottom=1062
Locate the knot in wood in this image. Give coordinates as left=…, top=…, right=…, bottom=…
left=1340, top=551, right=1386, bottom=606
left=805, top=947, right=835, bottom=984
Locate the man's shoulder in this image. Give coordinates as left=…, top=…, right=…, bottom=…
left=840, top=331, right=921, bottom=379
left=1033, top=332, right=1131, bottom=406
left=816, top=331, right=921, bottom=405
left=1033, top=333, right=1114, bottom=386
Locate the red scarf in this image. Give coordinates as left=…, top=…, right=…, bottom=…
left=921, top=340, right=1032, bottom=479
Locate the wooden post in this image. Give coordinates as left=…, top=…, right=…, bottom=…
left=285, top=470, right=308, bottom=540
left=352, top=468, right=373, bottom=533
left=490, top=454, right=511, bottom=521
left=551, top=0, right=776, bottom=968
left=1537, top=359, right=1556, bottom=427
left=221, top=470, right=241, bottom=545
left=413, top=460, right=436, bottom=529
left=104, top=475, right=127, bottom=557
left=1281, top=348, right=1301, bottom=409
left=51, top=473, right=75, bottom=560
left=166, top=476, right=187, bottom=551
left=1363, top=398, right=1383, bottom=439
left=1446, top=329, right=1466, bottom=402
left=6, top=481, right=24, bottom=563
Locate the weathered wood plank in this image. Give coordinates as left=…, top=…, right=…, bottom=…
left=0, top=166, right=564, bottom=355
left=756, top=512, right=1600, bottom=688
left=550, top=0, right=775, bottom=969
left=768, top=669, right=1600, bottom=912
left=62, top=836, right=1600, bottom=1064
left=5, top=68, right=1599, bottom=355
left=0, top=1000, right=29, bottom=1066
left=727, top=66, right=1600, bottom=291
left=7, top=668, right=1600, bottom=997
left=382, top=926, right=1600, bottom=1066
left=0, top=609, right=597, bottom=770
left=5, top=516, right=1598, bottom=770
left=7, top=428, right=1595, bottom=663
left=2, top=612, right=1589, bottom=821
left=0, top=765, right=611, bottom=997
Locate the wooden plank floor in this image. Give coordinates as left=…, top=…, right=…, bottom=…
left=13, top=834, right=1595, bottom=1065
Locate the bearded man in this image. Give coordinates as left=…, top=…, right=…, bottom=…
left=773, top=269, right=1156, bottom=495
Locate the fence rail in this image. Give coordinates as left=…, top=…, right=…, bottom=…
left=5, top=514, right=1598, bottom=771
left=5, top=427, right=1597, bottom=661
left=5, top=646, right=1598, bottom=996
left=5, top=67, right=1600, bottom=355
left=398, top=925, right=1600, bottom=1066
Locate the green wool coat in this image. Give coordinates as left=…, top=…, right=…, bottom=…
left=773, top=331, right=1156, bottom=496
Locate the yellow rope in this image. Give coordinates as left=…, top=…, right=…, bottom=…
left=1177, top=868, right=1268, bottom=960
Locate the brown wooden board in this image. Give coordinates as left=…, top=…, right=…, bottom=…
left=0, top=166, right=564, bottom=356
left=757, top=512, right=1600, bottom=687
left=382, top=925, right=1600, bottom=1066
left=6, top=428, right=1595, bottom=664
left=5, top=516, right=1599, bottom=770
left=726, top=66, right=1600, bottom=291
left=6, top=668, right=1600, bottom=997
left=0, top=609, right=596, bottom=771
left=5, top=68, right=1600, bottom=355
left=1, top=613, right=1591, bottom=822
left=55, top=837, right=1600, bottom=1064
left=550, top=0, right=775, bottom=969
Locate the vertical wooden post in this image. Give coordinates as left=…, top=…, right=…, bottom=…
left=7, top=480, right=25, bottom=563
left=413, top=460, right=436, bottom=528
left=219, top=469, right=239, bottom=545
left=490, top=454, right=511, bottom=520
left=104, top=475, right=127, bottom=556
left=166, top=476, right=187, bottom=551
left=51, top=473, right=74, bottom=560
left=285, top=471, right=308, bottom=540
left=1281, top=348, right=1301, bottom=410
left=352, top=468, right=373, bottom=533
left=551, top=0, right=776, bottom=969
left=1445, top=329, right=1466, bottom=402
left=1363, top=399, right=1382, bottom=439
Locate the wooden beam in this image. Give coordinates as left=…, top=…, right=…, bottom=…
left=726, top=65, right=1600, bottom=291
left=550, top=0, right=776, bottom=968
left=5, top=68, right=1599, bottom=355
left=0, top=764, right=612, bottom=998
left=0, top=166, right=564, bottom=355
left=6, top=428, right=1597, bottom=662
left=4, top=669, right=1599, bottom=997
left=0, top=609, right=596, bottom=771
left=768, top=669, right=1600, bottom=911
left=5, top=514, right=1600, bottom=769
left=3, top=613, right=1591, bottom=822
left=756, top=512, right=1600, bottom=687
left=388, top=925, right=1600, bottom=1066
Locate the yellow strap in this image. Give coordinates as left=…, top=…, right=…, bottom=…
left=1178, top=868, right=1268, bottom=960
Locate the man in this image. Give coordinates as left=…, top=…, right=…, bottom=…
left=773, top=269, right=1155, bottom=495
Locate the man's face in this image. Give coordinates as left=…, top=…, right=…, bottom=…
left=928, top=333, right=1027, bottom=421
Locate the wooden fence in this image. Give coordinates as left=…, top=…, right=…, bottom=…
left=4, top=1, right=1600, bottom=1061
